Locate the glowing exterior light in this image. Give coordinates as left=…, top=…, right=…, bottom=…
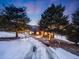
left=36, top=31, right=40, bottom=35
left=29, top=31, right=34, bottom=34
left=41, top=31, right=44, bottom=37
left=44, top=32, right=48, bottom=35
left=48, top=32, right=53, bottom=41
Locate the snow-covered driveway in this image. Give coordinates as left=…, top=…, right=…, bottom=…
left=0, top=37, right=79, bottom=59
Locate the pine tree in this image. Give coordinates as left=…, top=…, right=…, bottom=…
left=39, top=4, right=69, bottom=34
left=0, top=5, right=30, bottom=37
left=67, top=8, right=79, bottom=45
left=72, top=8, right=79, bottom=26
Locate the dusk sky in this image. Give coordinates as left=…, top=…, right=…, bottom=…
left=0, top=0, right=79, bottom=25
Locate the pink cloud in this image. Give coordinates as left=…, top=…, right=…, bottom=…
left=26, top=2, right=40, bottom=14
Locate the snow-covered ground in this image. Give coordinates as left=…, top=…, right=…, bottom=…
left=54, top=33, right=74, bottom=43
left=0, top=32, right=16, bottom=37
left=0, top=32, right=29, bottom=38
left=0, top=31, right=74, bottom=43
left=0, top=37, right=79, bottom=59
left=0, top=32, right=79, bottom=59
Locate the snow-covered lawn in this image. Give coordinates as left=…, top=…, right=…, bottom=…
left=49, top=47, right=79, bottom=59
left=0, top=39, right=34, bottom=59
left=0, top=32, right=29, bottom=38
left=0, top=37, right=79, bottom=59
left=0, top=32, right=16, bottom=37
left=54, top=33, right=74, bottom=43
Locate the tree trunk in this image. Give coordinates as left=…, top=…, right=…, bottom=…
left=75, top=42, right=78, bottom=46
left=16, top=31, right=18, bottom=38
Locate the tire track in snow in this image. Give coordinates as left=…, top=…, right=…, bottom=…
left=26, top=37, right=58, bottom=59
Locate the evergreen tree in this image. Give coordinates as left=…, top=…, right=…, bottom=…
left=67, top=24, right=79, bottom=45
left=39, top=4, right=69, bottom=34
left=72, top=8, right=79, bottom=26
left=0, top=5, right=30, bottom=37
left=67, top=8, right=79, bottom=45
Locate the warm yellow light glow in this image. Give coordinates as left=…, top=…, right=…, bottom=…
left=36, top=32, right=39, bottom=35
left=41, top=31, right=44, bottom=37
left=29, top=31, right=34, bottom=34
left=48, top=33, right=53, bottom=41
left=44, top=32, right=48, bottom=35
